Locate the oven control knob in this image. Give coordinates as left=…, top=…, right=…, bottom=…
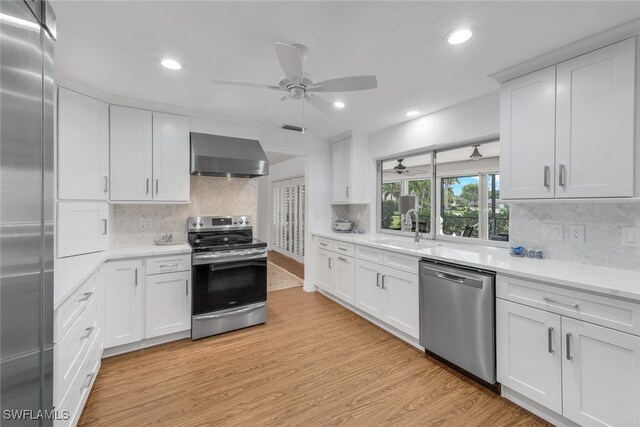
left=233, top=220, right=238, bottom=224
left=239, top=219, right=245, bottom=224
left=245, top=219, right=250, bottom=224
left=191, top=221, right=197, bottom=227
left=198, top=222, right=204, bottom=227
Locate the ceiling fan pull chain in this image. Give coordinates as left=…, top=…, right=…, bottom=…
left=302, top=96, right=305, bottom=135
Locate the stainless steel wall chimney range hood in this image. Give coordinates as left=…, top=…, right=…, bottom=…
left=190, top=132, right=269, bottom=178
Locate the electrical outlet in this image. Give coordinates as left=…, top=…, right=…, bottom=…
left=542, top=224, right=563, bottom=241
left=139, top=218, right=152, bottom=230
left=621, top=227, right=640, bottom=248
left=569, top=225, right=585, bottom=243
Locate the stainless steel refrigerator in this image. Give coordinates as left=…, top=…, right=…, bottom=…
left=1, top=0, right=56, bottom=424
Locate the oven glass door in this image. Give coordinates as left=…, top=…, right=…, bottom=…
left=192, top=258, right=267, bottom=315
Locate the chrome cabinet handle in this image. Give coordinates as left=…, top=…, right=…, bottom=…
left=319, top=242, right=328, bottom=247
left=346, top=186, right=350, bottom=198
left=548, top=327, right=554, bottom=353
left=542, top=296, right=579, bottom=309
left=558, top=164, right=566, bottom=187
left=102, top=219, right=108, bottom=235
left=156, top=179, right=159, bottom=195
left=376, top=272, right=381, bottom=288
left=566, top=333, right=573, bottom=360
left=82, top=373, right=94, bottom=389
left=146, top=178, right=150, bottom=194
left=328, top=258, right=332, bottom=269
left=543, top=166, right=550, bottom=188
left=159, top=263, right=179, bottom=268
left=337, top=246, right=347, bottom=252
left=186, top=279, right=189, bottom=296
left=381, top=274, right=386, bottom=289
left=337, top=256, right=348, bottom=262
left=103, top=176, right=109, bottom=192
left=81, top=326, right=95, bottom=340
left=134, top=268, right=138, bottom=286
left=79, top=291, right=93, bottom=302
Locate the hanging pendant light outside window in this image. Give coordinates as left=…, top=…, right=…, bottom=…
left=469, top=144, right=483, bottom=161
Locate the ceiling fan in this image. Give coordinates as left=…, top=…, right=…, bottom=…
left=393, top=159, right=413, bottom=175
left=211, top=42, right=378, bottom=119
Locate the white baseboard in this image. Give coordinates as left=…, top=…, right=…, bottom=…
left=317, top=289, right=422, bottom=350
left=501, top=387, right=580, bottom=427
left=303, top=280, right=316, bottom=292
left=102, top=330, right=191, bottom=358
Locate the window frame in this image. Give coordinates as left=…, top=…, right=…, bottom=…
left=376, top=139, right=510, bottom=248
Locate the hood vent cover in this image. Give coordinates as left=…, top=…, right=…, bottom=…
left=190, top=132, right=269, bottom=178
left=280, top=124, right=305, bottom=133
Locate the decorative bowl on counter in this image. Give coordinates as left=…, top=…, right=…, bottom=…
left=333, top=219, right=352, bottom=232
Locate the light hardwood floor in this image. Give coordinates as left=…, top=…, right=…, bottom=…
left=79, top=288, right=548, bottom=426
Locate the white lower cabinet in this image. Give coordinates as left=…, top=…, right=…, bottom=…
left=497, top=275, right=640, bottom=427
left=562, top=317, right=640, bottom=427
left=315, top=249, right=334, bottom=294
left=333, top=254, right=355, bottom=305
left=103, top=259, right=143, bottom=348
left=145, top=271, right=191, bottom=339
left=355, top=259, right=383, bottom=319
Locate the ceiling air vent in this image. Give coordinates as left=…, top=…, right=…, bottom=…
left=280, top=124, right=305, bottom=133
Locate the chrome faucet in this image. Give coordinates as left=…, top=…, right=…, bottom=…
left=405, top=208, right=422, bottom=242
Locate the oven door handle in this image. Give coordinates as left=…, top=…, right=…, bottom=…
left=193, top=302, right=266, bottom=320
left=209, top=260, right=267, bottom=271
left=192, top=251, right=267, bottom=265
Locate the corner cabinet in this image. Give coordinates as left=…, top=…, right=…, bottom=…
left=497, top=275, right=640, bottom=426
left=57, top=87, right=110, bottom=201
left=57, top=202, right=109, bottom=258
left=500, top=37, right=637, bottom=199
left=110, top=106, right=190, bottom=202
left=331, top=133, right=369, bottom=204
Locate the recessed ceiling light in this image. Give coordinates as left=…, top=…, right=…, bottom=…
left=406, top=110, right=420, bottom=117
left=160, top=58, right=182, bottom=70
left=446, top=28, right=474, bottom=45
left=334, top=101, right=345, bottom=109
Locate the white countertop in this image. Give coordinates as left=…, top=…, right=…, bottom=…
left=54, top=244, right=191, bottom=309
left=313, top=232, right=640, bottom=302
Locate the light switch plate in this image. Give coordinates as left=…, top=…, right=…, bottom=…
left=569, top=225, right=585, bottom=243
left=139, top=218, right=152, bottom=230
left=542, top=224, right=563, bottom=241
left=621, top=227, right=640, bottom=248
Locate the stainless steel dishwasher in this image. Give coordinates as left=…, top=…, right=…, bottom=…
left=419, top=258, right=496, bottom=385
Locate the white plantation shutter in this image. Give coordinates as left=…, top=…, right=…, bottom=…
left=271, top=177, right=305, bottom=261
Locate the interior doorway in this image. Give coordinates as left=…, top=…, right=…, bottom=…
left=271, top=176, right=305, bottom=263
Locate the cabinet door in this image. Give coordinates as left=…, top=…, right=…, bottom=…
left=331, top=139, right=351, bottom=203
left=57, top=88, right=109, bottom=200
left=562, top=317, right=640, bottom=427
left=500, top=66, right=556, bottom=199
left=103, top=260, right=143, bottom=348
left=315, top=249, right=334, bottom=294
left=496, top=299, right=562, bottom=414
left=152, top=113, right=190, bottom=202
left=354, top=259, right=382, bottom=320
left=145, top=271, right=191, bottom=339
left=556, top=38, right=636, bottom=198
left=333, top=254, right=355, bottom=305
left=57, top=202, right=108, bottom=258
left=110, top=106, right=153, bottom=201
left=381, top=268, right=419, bottom=338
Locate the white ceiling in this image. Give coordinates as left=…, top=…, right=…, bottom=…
left=52, top=1, right=640, bottom=139
left=265, top=151, right=296, bottom=165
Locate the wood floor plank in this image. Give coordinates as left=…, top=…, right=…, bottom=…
left=79, top=288, right=550, bottom=426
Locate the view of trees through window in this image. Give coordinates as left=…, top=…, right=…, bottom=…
left=380, top=141, right=509, bottom=242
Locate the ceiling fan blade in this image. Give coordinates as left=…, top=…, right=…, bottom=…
left=274, top=42, right=304, bottom=83
left=308, top=75, right=377, bottom=92
left=304, top=94, right=341, bottom=117
left=212, top=79, right=282, bottom=91
left=261, top=95, right=292, bottom=116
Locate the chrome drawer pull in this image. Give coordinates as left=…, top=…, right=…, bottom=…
left=381, top=274, right=386, bottom=289
left=542, top=296, right=579, bottom=309
left=337, top=247, right=348, bottom=251
left=82, top=372, right=94, bottom=389
left=548, top=327, right=554, bottom=353
left=159, top=263, right=179, bottom=268
left=376, top=273, right=381, bottom=288
left=337, top=256, right=348, bottom=262
left=79, top=292, right=93, bottom=302
left=319, top=242, right=328, bottom=247
left=81, top=326, right=95, bottom=340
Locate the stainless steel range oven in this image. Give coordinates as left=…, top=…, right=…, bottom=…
left=188, top=216, right=267, bottom=339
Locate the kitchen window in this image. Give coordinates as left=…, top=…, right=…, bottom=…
left=378, top=139, right=509, bottom=244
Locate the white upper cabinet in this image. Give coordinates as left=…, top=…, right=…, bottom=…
left=110, top=107, right=190, bottom=202
left=500, top=38, right=637, bottom=200
left=331, top=133, right=369, bottom=204
left=57, top=88, right=109, bottom=200
left=110, top=106, right=153, bottom=201
left=500, top=67, right=556, bottom=199
left=152, top=113, right=190, bottom=201
left=556, top=38, right=636, bottom=198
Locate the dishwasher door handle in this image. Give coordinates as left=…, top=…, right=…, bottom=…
left=430, top=269, right=484, bottom=289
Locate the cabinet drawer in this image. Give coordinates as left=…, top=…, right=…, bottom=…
left=316, top=237, right=334, bottom=251
left=333, top=242, right=355, bottom=257
left=384, top=251, right=419, bottom=274
left=356, top=245, right=384, bottom=264
left=54, top=292, right=99, bottom=407
left=146, top=254, right=191, bottom=275
left=55, top=270, right=99, bottom=341
left=497, top=275, right=640, bottom=336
